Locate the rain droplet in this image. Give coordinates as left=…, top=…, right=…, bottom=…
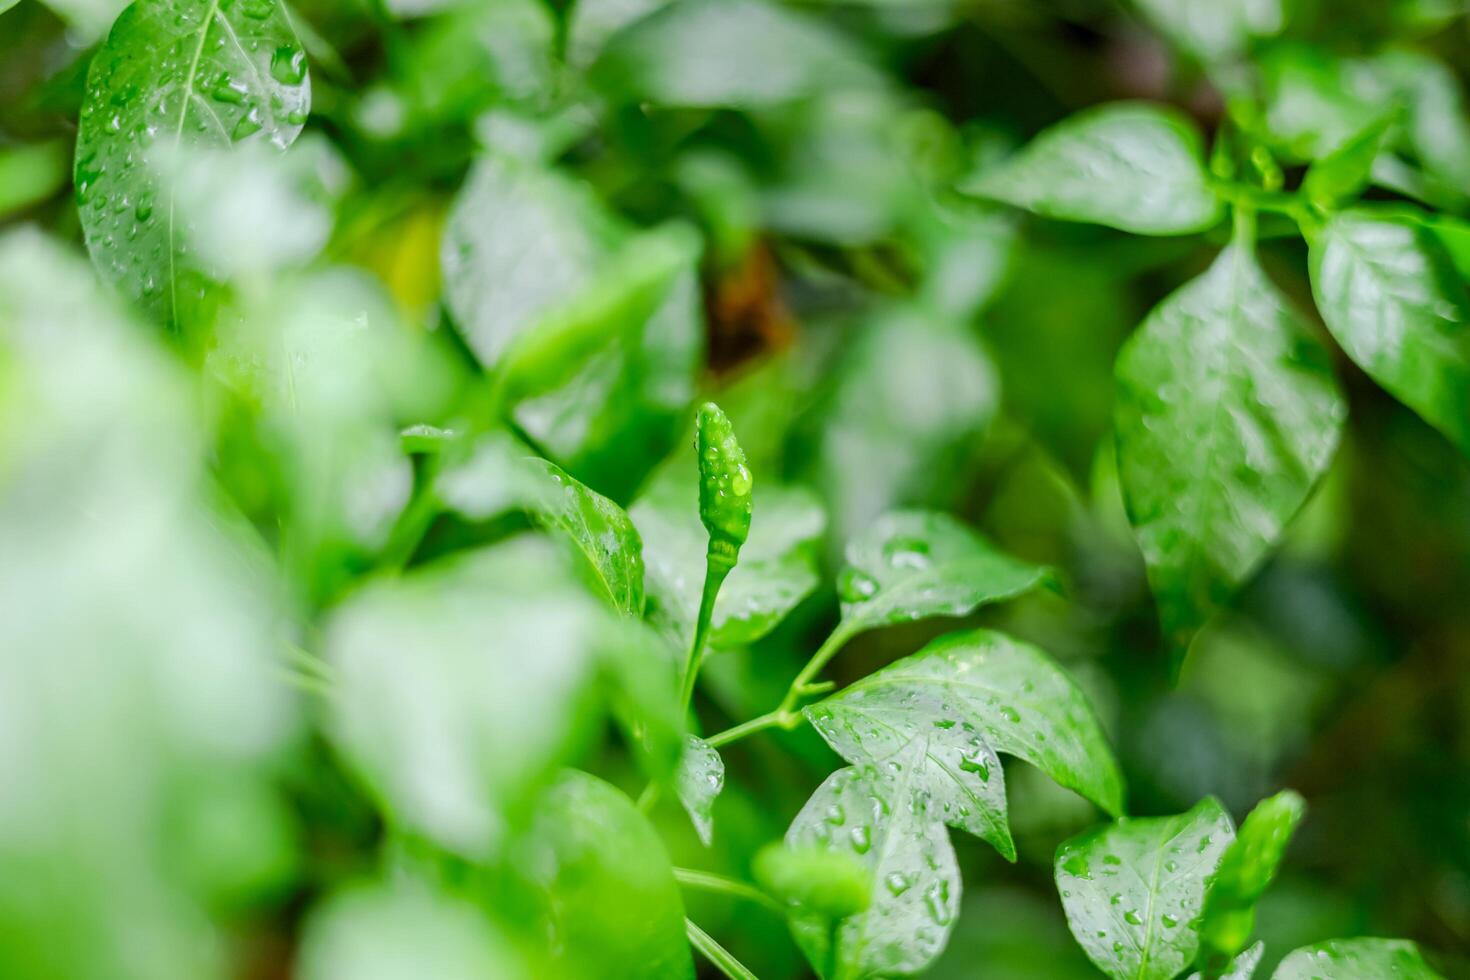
left=270, top=45, right=307, bottom=85
left=837, top=568, right=879, bottom=603
left=883, top=536, right=932, bottom=570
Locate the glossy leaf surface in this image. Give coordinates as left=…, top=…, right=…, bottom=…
left=674, top=734, right=723, bottom=847
left=1115, top=244, right=1344, bottom=645
left=784, top=740, right=960, bottom=979
left=1272, top=938, right=1444, bottom=980
left=964, top=103, right=1222, bottom=235
left=807, top=629, right=1124, bottom=861
left=1056, top=798, right=1235, bottom=980
left=1310, top=212, right=1470, bottom=455
left=836, top=510, right=1048, bottom=637
left=75, top=0, right=310, bottom=323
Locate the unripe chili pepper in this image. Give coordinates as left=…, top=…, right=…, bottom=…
left=695, top=402, right=752, bottom=572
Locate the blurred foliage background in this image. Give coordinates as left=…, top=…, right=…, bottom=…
left=3, top=0, right=1470, bottom=976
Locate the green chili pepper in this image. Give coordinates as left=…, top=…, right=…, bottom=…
left=696, top=402, right=752, bottom=572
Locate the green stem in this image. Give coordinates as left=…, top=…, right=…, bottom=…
left=705, top=708, right=797, bottom=748
left=778, top=622, right=855, bottom=715
left=674, top=868, right=782, bottom=913
left=379, top=456, right=444, bottom=571
left=1233, top=203, right=1257, bottom=252
left=704, top=621, right=856, bottom=748
left=678, top=558, right=729, bottom=712
left=686, top=919, right=760, bottom=980
left=1210, top=179, right=1308, bottom=222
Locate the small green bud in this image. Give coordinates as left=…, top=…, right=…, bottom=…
left=753, top=844, right=870, bottom=919
left=1196, top=790, right=1306, bottom=974
left=695, top=401, right=752, bottom=570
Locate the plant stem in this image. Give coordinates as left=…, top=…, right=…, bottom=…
left=673, top=868, right=782, bottom=913
left=379, top=457, right=443, bottom=571
left=686, top=918, right=761, bottom=980
left=678, top=558, right=729, bottom=712
left=778, top=622, right=854, bottom=714
left=704, top=621, right=856, bottom=748
left=705, top=708, right=797, bottom=748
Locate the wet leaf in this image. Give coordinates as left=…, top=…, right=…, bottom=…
left=964, top=103, right=1222, bottom=235
left=1310, top=212, right=1470, bottom=456
left=1115, top=244, right=1344, bottom=647
left=75, top=0, right=310, bottom=324
left=438, top=432, right=648, bottom=617
left=836, top=510, right=1049, bottom=637
left=807, top=629, right=1124, bottom=861
left=673, top=734, right=723, bottom=846
left=784, top=740, right=961, bottom=979
left=1055, top=798, right=1235, bottom=980
left=517, top=458, right=648, bottom=617
left=1272, top=938, right=1444, bottom=980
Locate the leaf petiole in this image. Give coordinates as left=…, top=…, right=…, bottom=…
left=705, top=621, right=856, bottom=748
left=686, top=918, right=761, bottom=980
left=673, top=868, right=782, bottom=913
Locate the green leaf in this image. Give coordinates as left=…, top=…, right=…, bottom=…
left=1371, top=50, right=1470, bottom=196
left=297, top=883, right=525, bottom=980
left=806, top=629, right=1125, bottom=861
left=324, top=537, right=629, bottom=858
left=836, top=510, right=1049, bottom=637
left=438, top=432, right=648, bottom=617
left=784, top=740, right=961, bottom=979
left=519, top=457, right=648, bottom=617
left=1130, top=0, right=1286, bottom=62
left=0, top=228, right=297, bottom=980
left=440, top=153, right=703, bottom=499
left=1272, top=938, right=1444, bottom=980
left=494, top=222, right=700, bottom=407
left=963, top=102, right=1222, bottom=235
left=525, top=771, right=695, bottom=980
left=633, top=472, right=825, bottom=650
left=75, top=0, right=310, bottom=325
left=592, top=0, right=878, bottom=109
left=1310, top=212, right=1470, bottom=455
left=674, top=734, right=724, bottom=846
left=1115, top=244, right=1345, bottom=646
left=1187, top=941, right=1264, bottom=980
left=1257, top=45, right=1380, bottom=163
left=1303, top=116, right=1393, bottom=211
left=1196, top=790, right=1305, bottom=974
left=1055, top=798, right=1236, bottom=980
